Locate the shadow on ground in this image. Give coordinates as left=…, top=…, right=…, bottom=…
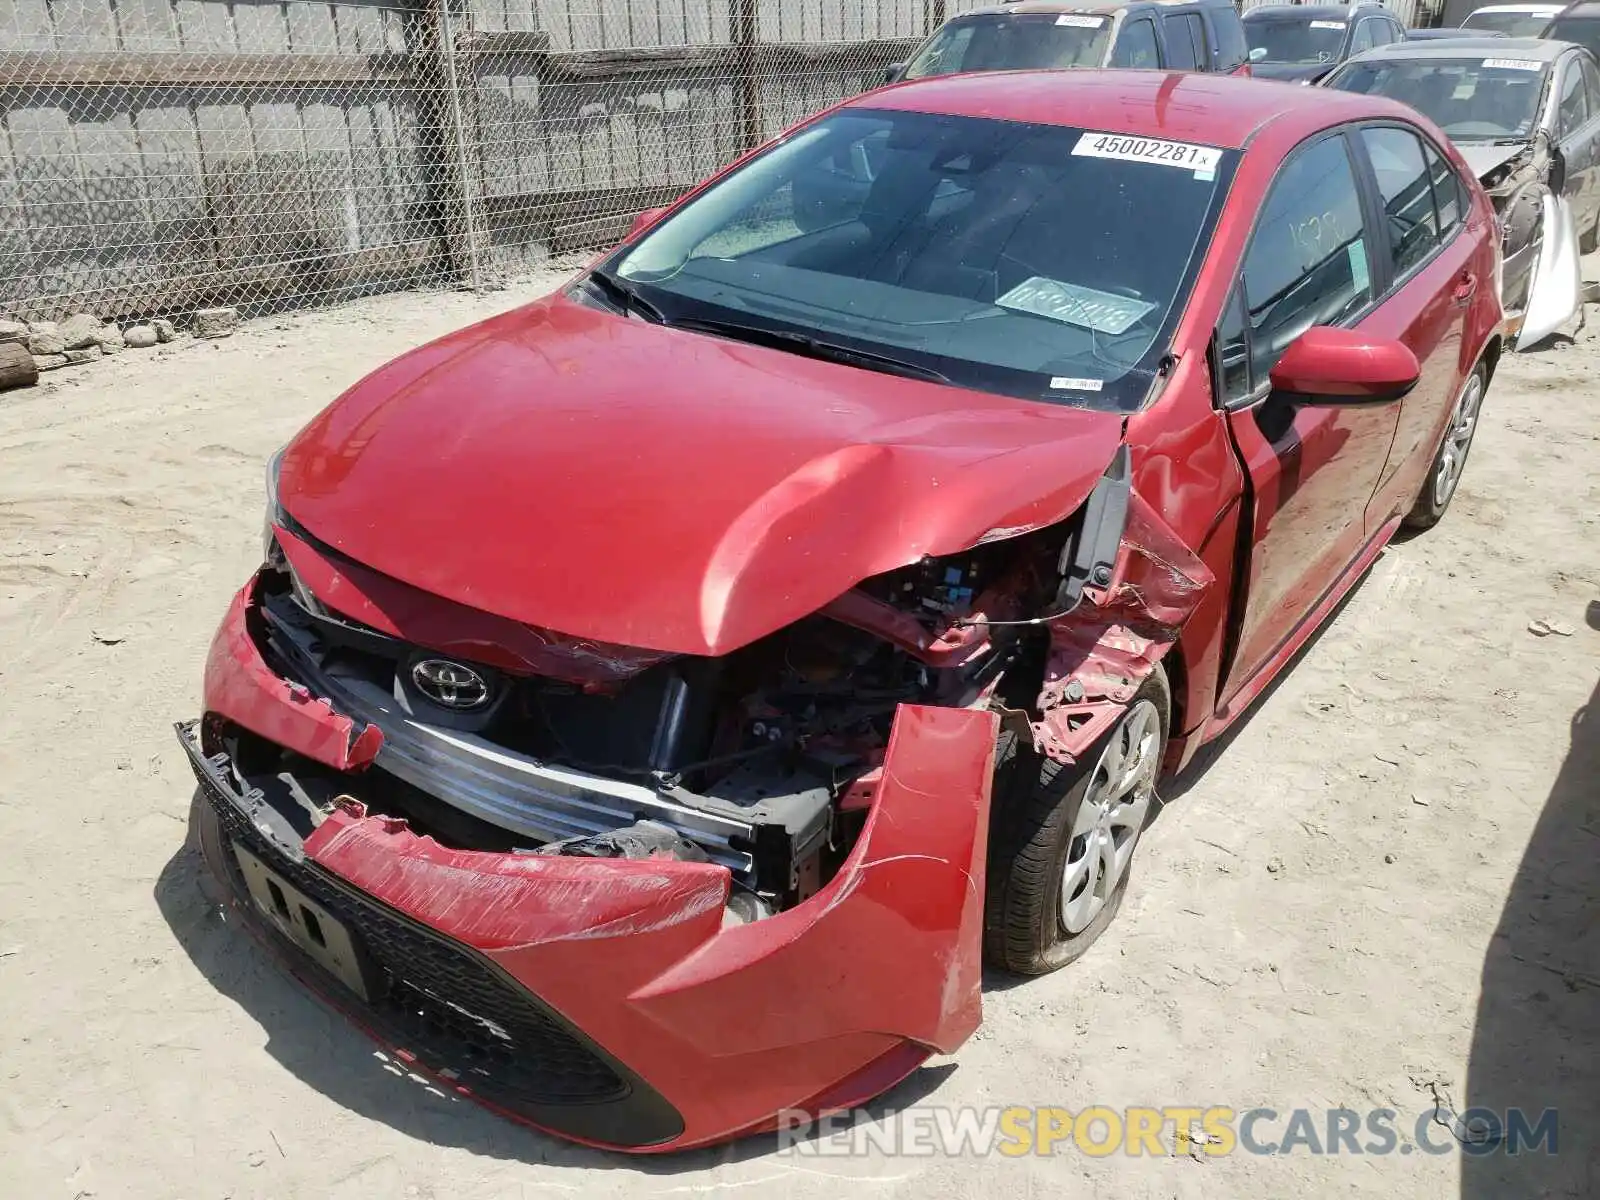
left=153, top=803, right=954, bottom=1171
left=1460, top=674, right=1599, bottom=1199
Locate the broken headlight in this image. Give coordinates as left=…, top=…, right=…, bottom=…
left=262, top=445, right=286, bottom=562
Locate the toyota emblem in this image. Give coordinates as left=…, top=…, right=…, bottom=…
left=411, top=658, right=492, bottom=710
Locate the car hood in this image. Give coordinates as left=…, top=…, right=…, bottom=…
left=1456, top=141, right=1530, bottom=182
left=1249, top=61, right=1333, bottom=83
left=279, top=292, right=1125, bottom=656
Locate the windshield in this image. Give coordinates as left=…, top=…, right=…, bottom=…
left=1326, top=57, right=1548, bottom=140
left=1244, top=15, right=1348, bottom=64
left=1462, top=11, right=1557, bottom=35
left=902, top=13, right=1113, bottom=78
left=1545, top=16, right=1600, bottom=58
left=608, top=109, right=1234, bottom=411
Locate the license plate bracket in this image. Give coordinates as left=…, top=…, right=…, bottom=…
left=232, top=841, right=375, bottom=1001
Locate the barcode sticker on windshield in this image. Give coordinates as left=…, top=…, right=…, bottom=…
left=1072, top=132, right=1223, bottom=180
left=1483, top=58, right=1542, bottom=71
left=1055, top=13, right=1105, bottom=26
left=1310, top=20, right=1347, bottom=28
left=997, top=277, right=1157, bottom=336
left=1050, top=377, right=1104, bottom=392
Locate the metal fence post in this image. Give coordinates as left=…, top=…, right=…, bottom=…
left=423, top=0, right=489, bottom=291
left=733, top=0, right=761, bottom=152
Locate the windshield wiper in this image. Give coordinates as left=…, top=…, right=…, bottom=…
left=670, top=316, right=950, bottom=384
left=586, top=268, right=668, bottom=324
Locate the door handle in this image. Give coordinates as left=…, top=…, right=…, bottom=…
left=1452, top=272, right=1478, bottom=305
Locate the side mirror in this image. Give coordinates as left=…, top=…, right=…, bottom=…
left=1268, top=326, right=1420, bottom=405
left=883, top=62, right=907, bottom=85
left=1249, top=46, right=1268, bottom=62
left=629, top=206, right=667, bottom=238
left=1547, top=145, right=1567, bottom=195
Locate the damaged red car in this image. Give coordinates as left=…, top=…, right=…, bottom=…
left=177, top=70, right=1503, bottom=1151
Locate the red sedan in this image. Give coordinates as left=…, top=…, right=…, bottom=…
left=177, top=70, right=1502, bottom=1151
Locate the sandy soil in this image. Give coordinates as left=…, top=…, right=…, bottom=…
left=1, top=267, right=1596, bottom=1200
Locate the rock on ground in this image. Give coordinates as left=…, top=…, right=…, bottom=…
left=27, top=322, right=64, bottom=356
left=124, top=325, right=159, bottom=349
left=57, top=312, right=104, bottom=351
left=193, top=307, right=239, bottom=338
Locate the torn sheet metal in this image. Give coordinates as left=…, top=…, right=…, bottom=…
left=203, top=580, right=383, bottom=770
left=1516, top=192, right=1582, bottom=349
left=1032, top=490, right=1213, bottom=763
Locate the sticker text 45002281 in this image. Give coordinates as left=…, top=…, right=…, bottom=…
left=1071, top=132, right=1223, bottom=180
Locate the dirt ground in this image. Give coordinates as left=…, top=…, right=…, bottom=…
left=1, top=265, right=1596, bottom=1200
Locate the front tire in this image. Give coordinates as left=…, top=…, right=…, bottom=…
left=984, top=669, right=1170, bottom=975
left=1404, top=363, right=1486, bottom=531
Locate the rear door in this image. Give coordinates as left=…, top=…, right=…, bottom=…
left=1351, top=124, right=1480, bottom=519
left=1555, top=51, right=1600, bottom=235
left=1109, top=13, right=1164, bottom=68
left=1160, top=12, right=1206, bottom=71
left=1213, top=131, right=1402, bottom=701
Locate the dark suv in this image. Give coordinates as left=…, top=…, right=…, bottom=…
left=1544, top=2, right=1600, bottom=60
left=885, top=0, right=1252, bottom=82
left=1243, top=3, right=1409, bottom=83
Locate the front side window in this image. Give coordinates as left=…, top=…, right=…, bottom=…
left=1350, top=19, right=1380, bottom=54
left=1111, top=17, right=1162, bottom=68
left=1164, top=14, right=1201, bottom=70
left=1210, top=11, right=1250, bottom=70
left=1325, top=56, right=1549, bottom=142
left=1362, top=127, right=1442, bottom=276
left=1240, top=135, right=1374, bottom=382
left=901, top=12, right=1113, bottom=79
left=1244, top=14, right=1348, bottom=65
left=1558, top=61, right=1589, bottom=137
left=611, top=110, right=1235, bottom=411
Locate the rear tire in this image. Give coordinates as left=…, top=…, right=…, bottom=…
left=984, top=668, right=1170, bottom=975
left=1404, top=363, right=1486, bottom=532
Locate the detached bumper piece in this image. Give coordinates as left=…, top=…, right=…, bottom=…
left=177, top=722, right=684, bottom=1148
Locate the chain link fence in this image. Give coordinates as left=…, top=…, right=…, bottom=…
left=0, top=0, right=974, bottom=326
left=2, top=0, right=1431, bottom=329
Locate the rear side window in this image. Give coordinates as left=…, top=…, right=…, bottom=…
left=1423, top=139, right=1466, bottom=234
left=1362, top=127, right=1442, bottom=277
left=1111, top=16, right=1162, bottom=68
left=1210, top=10, right=1250, bottom=71
left=1241, top=136, right=1374, bottom=382
left=1163, top=14, right=1202, bottom=70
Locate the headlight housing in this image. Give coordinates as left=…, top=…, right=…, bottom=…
left=262, top=445, right=286, bottom=561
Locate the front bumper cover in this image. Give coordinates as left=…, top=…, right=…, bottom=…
left=180, top=576, right=998, bottom=1151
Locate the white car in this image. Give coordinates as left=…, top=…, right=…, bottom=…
left=1457, top=3, right=1564, bottom=35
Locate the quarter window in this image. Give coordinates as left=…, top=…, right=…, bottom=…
left=1361, top=126, right=1441, bottom=276
left=1241, top=136, right=1374, bottom=383
left=1423, top=139, right=1465, bottom=234
left=1162, top=14, right=1201, bottom=70
left=1210, top=12, right=1250, bottom=71
left=1111, top=17, right=1161, bottom=68
left=1216, top=285, right=1253, bottom=406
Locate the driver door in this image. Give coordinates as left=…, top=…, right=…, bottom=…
left=1214, top=131, right=1401, bottom=705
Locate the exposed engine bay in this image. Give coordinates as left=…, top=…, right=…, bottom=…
left=1478, top=133, right=1585, bottom=346
left=215, top=451, right=1173, bottom=925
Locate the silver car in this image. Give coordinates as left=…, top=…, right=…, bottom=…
left=1324, top=36, right=1600, bottom=346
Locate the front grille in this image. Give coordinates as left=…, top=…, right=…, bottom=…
left=189, top=745, right=629, bottom=1109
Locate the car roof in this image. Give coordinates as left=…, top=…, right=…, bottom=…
left=1467, top=4, right=1562, bottom=11
left=957, top=0, right=1225, bottom=14
left=1346, top=34, right=1572, bottom=60
left=1241, top=3, right=1375, bottom=17
left=1549, top=2, right=1600, bottom=15
left=857, top=68, right=1400, bottom=150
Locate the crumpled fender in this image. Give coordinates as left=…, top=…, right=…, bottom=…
left=1517, top=191, right=1582, bottom=349
left=203, top=580, right=383, bottom=770
left=1032, top=490, right=1213, bottom=762
left=627, top=704, right=997, bottom=1057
